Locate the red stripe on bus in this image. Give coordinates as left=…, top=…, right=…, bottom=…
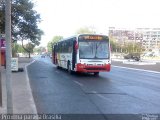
left=76, top=63, right=110, bottom=72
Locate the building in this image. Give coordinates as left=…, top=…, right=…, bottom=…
left=109, top=27, right=160, bottom=51
left=140, top=28, right=160, bottom=50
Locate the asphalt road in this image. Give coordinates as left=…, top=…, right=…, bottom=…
left=27, top=56, right=160, bottom=120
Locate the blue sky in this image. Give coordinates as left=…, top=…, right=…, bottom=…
left=33, top=0, right=160, bottom=47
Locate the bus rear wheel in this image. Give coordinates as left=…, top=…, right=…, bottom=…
left=94, top=72, right=99, bottom=76
left=56, top=65, right=60, bottom=69
left=67, top=63, right=73, bottom=74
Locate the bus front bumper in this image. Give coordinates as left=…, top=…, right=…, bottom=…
left=75, top=63, right=111, bottom=73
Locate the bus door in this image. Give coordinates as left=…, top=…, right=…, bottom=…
left=72, top=39, right=77, bottom=70
left=53, top=45, right=57, bottom=64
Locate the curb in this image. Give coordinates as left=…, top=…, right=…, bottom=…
left=25, top=60, right=37, bottom=114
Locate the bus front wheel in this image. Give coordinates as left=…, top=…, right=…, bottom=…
left=56, top=65, right=60, bottom=69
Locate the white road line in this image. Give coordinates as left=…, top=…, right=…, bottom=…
left=97, top=94, right=113, bottom=102
left=55, top=70, right=60, bottom=73
left=97, top=94, right=109, bottom=100
left=74, top=81, right=83, bottom=87
left=97, top=94, right=106, bottom=99
left=112, top=65, right=160, bottom=74
left=123, top=61, right=156, bottom=65
left=91, top=91, right=98, bottom=94
left=25, top=60, right=37, bottom=114
left=27, top=60, right=36, bottom=66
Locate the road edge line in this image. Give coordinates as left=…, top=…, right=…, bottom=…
left=112, top=65, right=160, bottom=74
left=25, top=60, right=38, bottom=114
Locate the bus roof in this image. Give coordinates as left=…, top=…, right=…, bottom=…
left=56, top=34, right=109, bottom=44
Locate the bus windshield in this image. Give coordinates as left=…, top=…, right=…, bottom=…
left=79, top=41, right=109, bottom=59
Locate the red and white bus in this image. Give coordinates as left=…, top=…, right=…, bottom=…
left=52, top=34, right=111, bottom=75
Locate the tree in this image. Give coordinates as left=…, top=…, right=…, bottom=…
left=76, top=26, right=96, bottom=34
left=47, top=36, right=63, bottom=53
left=17, top=44, right=25, bottom=53
left=0, top=0, right=43, bottom=57
left=12, top=43, right=26, bottom=56
left=12, top=43, right=20, bottom=57
left=24, top=42, right=35, bottom=57
left=33, top=47, right=41, bottom=54
left=109, top=37, right=118, bottom=52
left=33, top=46, right=46, bottom=54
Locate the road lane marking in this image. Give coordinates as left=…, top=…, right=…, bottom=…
left=123, top=61, right=156, bottom=65
left=112, top=65, right=160, bottom=74
left=55, top=70, right=60, bottom=73
left=74, top=81, right=83, bottom=87
left=91, top=91, right=98, bottom=94
left=97, top=94, right=106, bottom=99
left=97, top=94, right=114, bottom=103
left=27, top=59, right=36, bottom=66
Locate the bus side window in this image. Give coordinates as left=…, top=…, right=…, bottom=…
left=68, top=41, right=72, bottom=53
left=62, top=42, right=66, bottom=53
left=65, top=42, right=68, bottom=53
left=60, top=42, right=63, bottom=53
left=56, top=43, right=59, bottom=52
left=66, top=41, right=70, bottom=53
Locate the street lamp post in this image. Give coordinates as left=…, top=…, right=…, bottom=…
left=5, top=0, right=13, bottom=114
left=0, top=0, right=5, bottom=107
left=0, top=3, right=1, bottom=107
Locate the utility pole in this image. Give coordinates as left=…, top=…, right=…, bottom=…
left=0, top=1, right=1, bottom=106
left=0, top=0, right=4, bottom=107
left=0, top=36, right=2, bottom=107
left=5, top=0, right=13, bottom=114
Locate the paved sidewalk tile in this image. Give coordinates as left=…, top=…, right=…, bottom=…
left=0, top=58, right=37, bottom=114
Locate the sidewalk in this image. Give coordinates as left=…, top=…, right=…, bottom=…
left=0, top=57, right=37, bottom=114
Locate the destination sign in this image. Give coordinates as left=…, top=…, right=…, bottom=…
left=84, top=35, right=103, bottom=40
left=79, top=35, right=104, bottom=40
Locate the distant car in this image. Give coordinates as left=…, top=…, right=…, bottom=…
left=50, top=54, right=52, bottom=58
left=124, top=53, right=140, bottom=61
left=41, top=55, right=45, bottom=58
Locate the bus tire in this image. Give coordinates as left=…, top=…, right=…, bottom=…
left=57, top=65, right=60, bottom=69
left=94, top=72, right=99, bottom=76
left=67, top=62, right=73, bottom=74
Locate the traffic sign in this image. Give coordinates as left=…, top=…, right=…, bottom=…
left=11, top=58, right=18, bottom=71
